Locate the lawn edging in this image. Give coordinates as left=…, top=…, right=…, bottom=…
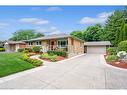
left=100, top=55, right=127, bottom=71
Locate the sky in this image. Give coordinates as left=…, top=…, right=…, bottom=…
left=0, top=6, right=124, bottom=41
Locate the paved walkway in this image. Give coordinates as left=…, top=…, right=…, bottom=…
left=0, top=54, right=127, bottom=89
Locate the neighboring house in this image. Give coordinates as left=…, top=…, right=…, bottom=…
left=84, top=41, right=111, bottom=54
left=4, top=34, right=84, bottom=57
left=4, top=41, right=26, bottom=52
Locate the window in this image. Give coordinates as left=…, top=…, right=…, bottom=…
left=58, top=40, right=67, bottom=48
left=36, top=41, right=42, bottom=46
left=28, top=42, right=33, bottom=46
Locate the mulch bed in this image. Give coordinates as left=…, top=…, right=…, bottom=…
left=27, top=52, right=43, bottom=56
left=40, top=56, right=66, bottom=62
left=104, top=55, right=127, bottom=69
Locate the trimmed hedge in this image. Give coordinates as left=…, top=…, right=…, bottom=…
left=118, top=41, right=127, bottom=51
left=18, top=48, right=32, bottom=53
left=20, top=53, right=43, bottom=67
left=32, top=46, right=41, bottom=53
left=18, top=48, right=24, bottom=52
left=47, top=50, right=67, bottom=57
left=0, top=48, right=5, bottom=52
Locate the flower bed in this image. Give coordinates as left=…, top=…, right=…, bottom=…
left=40, top=56, right=65, bottom=62
left=105, top=55, right=127, bottom=69
left=40, top=53, right=66, bottom=62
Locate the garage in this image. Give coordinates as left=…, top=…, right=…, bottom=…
left=84, top=41, right=111, bottom=54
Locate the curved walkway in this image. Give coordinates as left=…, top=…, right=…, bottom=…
left=0, top=54, right=127, bottom=89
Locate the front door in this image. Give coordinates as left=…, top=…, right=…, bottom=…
left=51, top=41, right=55, bottom=50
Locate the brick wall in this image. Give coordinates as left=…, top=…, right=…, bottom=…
left=68, top=37, right=84, bottom=57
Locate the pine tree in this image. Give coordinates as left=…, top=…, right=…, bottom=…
left=123, top=24, right=127, bottom=40
left=118, top=20, right=125, bottom=42
left=115, top=29, right=120, bottom=45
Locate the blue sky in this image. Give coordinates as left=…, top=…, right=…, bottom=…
left=0, top=6, right=124, bottom=40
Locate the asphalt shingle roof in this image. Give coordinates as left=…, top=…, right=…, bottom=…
left=25, top=34, right=84, bottom=42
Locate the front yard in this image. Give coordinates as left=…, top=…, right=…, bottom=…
left=0, top=53, right=35, bottom=77
left=0, top=46, right=67, bottom=77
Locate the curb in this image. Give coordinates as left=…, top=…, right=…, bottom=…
left=100, top=55, right=127, bottom=71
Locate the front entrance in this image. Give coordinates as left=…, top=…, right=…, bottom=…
left=51, top=41, right=55, bottom=50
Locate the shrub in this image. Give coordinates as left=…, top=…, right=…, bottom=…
left=49, top=55, right=57, bottom=62
left=106, top=55, right=118, bottom=62
left=28, top=59, right=43, bottom=66
left=118, top=41, right=127, bottom=51
left=20, top=53, right=29, bottom=61
left=20, top=53, right=43, bottom=66
left=24, top=48, right=32, bottom=52
left=41, top=53, right=49, bottom=58
left=107, top=47, right=116, bottom=55
left=18, top=48, right=24, bottom=52
left=40, top=53, right=57, bottom=62
left=47, top=50, right=67, bottom=57
left=0, top=48, right=5, bottom=52
left=117, top=51, right=127, bottom=59
left=32, top=46, right=41, bottom=53
left=23, top=50, right=29, bottom=53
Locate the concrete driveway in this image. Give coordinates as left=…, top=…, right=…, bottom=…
left=0, top=54, right=127, bottom=89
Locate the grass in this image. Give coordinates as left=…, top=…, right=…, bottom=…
left=0, top=52, right=34, bottom=77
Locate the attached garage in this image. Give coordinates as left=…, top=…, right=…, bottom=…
left=84, top=41, right=111, bottom=54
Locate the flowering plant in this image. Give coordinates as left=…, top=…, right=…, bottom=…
left=117, top=51, right=127, bottom=59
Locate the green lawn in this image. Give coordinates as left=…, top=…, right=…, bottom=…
left=0, top=52, right=34, bottom=77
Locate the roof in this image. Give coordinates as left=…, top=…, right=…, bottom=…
left=5, top=41, right=26, bottom=44
left=25, top=34, right=84, bottom=42
left=84, top=41, right=111, bottom=46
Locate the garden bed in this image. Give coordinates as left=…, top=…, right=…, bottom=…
left=40, top=56, right=66, bottom=62
left=104, top=55, right=127, bottom=69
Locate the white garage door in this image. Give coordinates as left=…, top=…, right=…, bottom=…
left=87, top=46, right=106, bottom=54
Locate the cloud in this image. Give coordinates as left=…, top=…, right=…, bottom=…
left=46, top=7, right=63, bottom=12
left=35, top=26, right=62, bottom=35
left=0, top=23, right=9, bottom=29
left=19, top=18, right=49, bottom=25
left=79, top=12, right=113, bottom=24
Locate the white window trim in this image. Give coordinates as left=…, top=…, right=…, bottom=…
left=35, top=41, right=42, bottom=46
left=28, top=42, right=33, bottom=46
left=57, top=40, right=68, bottom=48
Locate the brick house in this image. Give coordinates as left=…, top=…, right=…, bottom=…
left=4, top=34, right=84, bottom=57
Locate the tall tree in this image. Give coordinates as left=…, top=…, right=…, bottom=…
left=9, top=29, right=44, bottom=41
left=118, top=20, right=125, bottom=42
left=83, top=24, right=103, bottom=41
left=104, top=7, right=127, bottom=46
left=123, top=23, right=127, bottom=41
left=70, top=31, right=83, bottom=40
